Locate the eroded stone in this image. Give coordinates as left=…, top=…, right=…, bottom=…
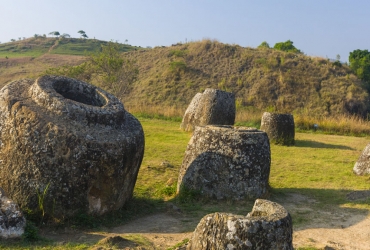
left=260, top=112, right=295, bottom=146
left=353, top=143, right=370, bottom=175
left=0, top=187, right=26, bottom=239
left=0, top=76, right=144, bottom=218
left=180, top=88, right=235, bottom=131
left=177, top=125, right=270, bottom=200
left=187, top=199, right=293, bottom=250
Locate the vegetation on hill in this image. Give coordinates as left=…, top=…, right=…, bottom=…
left=121, top=39, right=368, bottom=118
left=0, top=38, right=369, bottom=121
left=0, top=37, right=140, bottom=57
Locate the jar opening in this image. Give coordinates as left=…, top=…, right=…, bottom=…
left=53, top=80, right=106, bottom=107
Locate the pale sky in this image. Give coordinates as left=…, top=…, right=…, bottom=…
left=1, top=0, right=369, bottom=61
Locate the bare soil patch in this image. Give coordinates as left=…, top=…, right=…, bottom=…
left=40, top=192, right=370, bottom=249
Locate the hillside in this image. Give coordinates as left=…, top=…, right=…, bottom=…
left=0, top=38, right=368, bottom=117
left=0, top=37, right=140, bottom=86
left=123, top=40, right=369, bottom=117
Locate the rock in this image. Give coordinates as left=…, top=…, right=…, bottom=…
left=177, top=125, right=270, bottom=200
left=260, top=112, right=295, bottom=146
left=180, top=88, right=235, bottom=131
left=187, top=199, right=293, bottom=250
left=353, top=143, right=370, bottom=175
left=0, top=76, right=145, bottom=218
left=0, top=187, right=26, bottom=239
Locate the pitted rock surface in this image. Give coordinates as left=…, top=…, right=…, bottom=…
left=0, top=76, right=144, bottom=217
left=260, top=112, right=295, bottom=146
left=353, top=143, right=370, bottom=175
left=180, top=88, right=235, bottom=131
left=0, top=187, right=26, bottom=239
left=177, top=125, right=270, bottom=200
left=187, top=199, right=293, bottom=250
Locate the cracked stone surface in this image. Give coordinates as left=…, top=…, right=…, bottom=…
left=177, top=125, right=270, bottom=200
left=0, top=75, right=144, bottom=218
left=0, top=187, right=26, bottom=239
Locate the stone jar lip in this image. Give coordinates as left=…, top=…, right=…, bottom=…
left=195, top=125, right=261, bottom=133
left=29, top=75, right=125, bottom=126
left=262, top=111, right=293, bottom=117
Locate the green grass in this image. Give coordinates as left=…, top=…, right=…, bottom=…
left=1, top=117, right=370, bottom=249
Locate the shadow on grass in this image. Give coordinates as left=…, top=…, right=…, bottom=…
left=269, top=187, right=370, bottom=230
left=294, top=139, right=354, bottom=150
left=0, top=196, right=164, bottom=249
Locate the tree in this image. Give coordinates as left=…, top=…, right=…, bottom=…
left=60, top=33, right=71, bottom=38
left=258, top=41, right=270, bottom=49
left=273, top=40, right=301, bottom=53
left=49, top=31, right=60, bottom=37
left=78, top=30, right=88, bottom=38
left=10, top=39, right=15, bottom=42
left=349, top=49, right=370, bottom=84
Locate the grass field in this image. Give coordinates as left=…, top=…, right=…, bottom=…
left=1, top=117, right=370, bottom=249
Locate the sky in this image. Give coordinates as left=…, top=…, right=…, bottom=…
left=1, top=0, right=369, bottom=62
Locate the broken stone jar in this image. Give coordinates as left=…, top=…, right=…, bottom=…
left=177, top=125, right=270, bottom=200
left=0, top=75, right=144, bottom=218
left=187, top=199, right=293, bottom=250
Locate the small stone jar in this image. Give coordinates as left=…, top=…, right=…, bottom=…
left=187, top=199, right=293, bottom=250
left=353, top=143, right=370, bottom=175
left=260, top=112, right=295, bottom=145
left=0, top=75, right=144, bottom=217
left=177, top=125, right=270, bottom=200
left=180, top=88, right=235, bottom=131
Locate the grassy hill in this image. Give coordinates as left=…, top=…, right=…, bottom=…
left=0, top=38, right=368, bottom=119
left=0, top=37, right=140, bottom=86
left=123, top=40, right=369, bottom=118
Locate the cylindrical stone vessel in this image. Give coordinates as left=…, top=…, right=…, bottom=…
left=187, top=199, right=293, bottom=250
left=177, top=125, right=270, bottom=200
left=353, top=143, right=370, bottom=175
left=180, top=88, right=235, bottom=131
left=260, top=112, right=295, bottom=146
left=0, top=75, right=145, bottom=217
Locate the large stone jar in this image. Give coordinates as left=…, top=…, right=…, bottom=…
left=353, top=143, right=370, bottom=175
left=177, top=125, right=270, bottom=200
left=260, top=112, right=295, bottom=146
left=187, top=199, right=293, bottom=250
left=0, top=75, right=144, bottom=217
left=180, top=88, right=235, bottom=131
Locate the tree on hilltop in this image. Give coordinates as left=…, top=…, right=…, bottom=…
left=273, top=40, right=301, bottom=53
left=78, top=30, right=88, bottom=39
left=60, top=33, right=71, bottom=38
left=49, top=31, right=60, bottom=37
left=258, top=41, right=270, bottom=49
left=349, top=49, right=370, bottom=85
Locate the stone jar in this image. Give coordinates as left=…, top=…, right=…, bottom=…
left=260, top=112, right=295, bottom=146
left=353, top=143, right=370, bottom=175
left=180, top=88, right=235, bottom=131
left=187, top=199, right=293, bottom=250
left=177, top=125, right=270, bottom=200
left=0, top=75, right=144, bottom=217
left=0, top=187, right=26, bottom=239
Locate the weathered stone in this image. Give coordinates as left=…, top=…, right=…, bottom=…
left=353, top=143, right=370, bottom=175
left=0, top=187, right=26, bottom=239
left=187, top=199, right=293, bottom=250
left=177, top=125, right=270, bottom=200
left=0, top=75, right=144, bottom=217
left=260, top=112, right=295, bottom=146
left=180, top=88, right=235, bottom=131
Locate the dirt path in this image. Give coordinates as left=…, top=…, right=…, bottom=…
left=42, top=192, right=370, bottom=249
